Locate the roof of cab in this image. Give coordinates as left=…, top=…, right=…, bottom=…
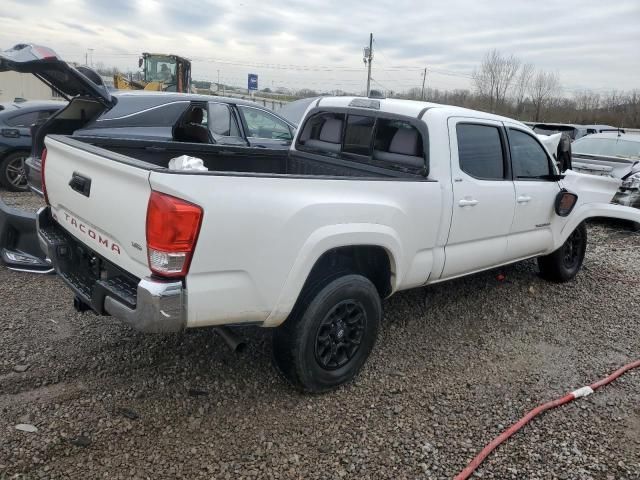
left=314, top=96, right=528, bottom=127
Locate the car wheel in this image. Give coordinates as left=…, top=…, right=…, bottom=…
left=0, top=151, right=30, bottom=192
left=538, top=222, right=587, bottom=283
left=273, top=273, right=381, bottom=393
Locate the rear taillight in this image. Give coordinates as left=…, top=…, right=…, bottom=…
left=146, top=191, right=203, bottom=278
left=41, top=147, right=49, bottom=205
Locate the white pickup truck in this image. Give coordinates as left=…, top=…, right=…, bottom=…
left=6, top=46, right=640, bottom=392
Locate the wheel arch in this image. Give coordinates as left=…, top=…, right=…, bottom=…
left=262, top=224, right=402, bottom=327
left=0, top=147, right=30, bottom=161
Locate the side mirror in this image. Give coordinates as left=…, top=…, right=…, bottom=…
left=555, top=189, right=578, bottom=217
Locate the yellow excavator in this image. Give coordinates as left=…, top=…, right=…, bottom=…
left=113, top=52, right=192, bottom=92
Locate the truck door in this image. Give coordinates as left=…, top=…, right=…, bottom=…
left=441, top=118, right=515, bottom=278
left=504, top=124, right=560, bottom=259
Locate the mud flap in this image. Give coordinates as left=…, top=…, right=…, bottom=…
left=0, top=198, right=52, bottom=273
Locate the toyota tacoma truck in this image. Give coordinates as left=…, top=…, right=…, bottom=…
left=3, top=44, right=640, bottom=392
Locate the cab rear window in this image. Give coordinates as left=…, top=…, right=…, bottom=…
left=297, top=110, right=426, bottom=173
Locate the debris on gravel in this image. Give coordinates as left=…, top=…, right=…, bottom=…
left=1, top=191, right=639, bottom=479
left=14, top=424, right=38, bottom=433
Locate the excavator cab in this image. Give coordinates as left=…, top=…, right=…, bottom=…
left=113, top=53, right=192, bottom=93
left=140, top=53, right=191, bottom=93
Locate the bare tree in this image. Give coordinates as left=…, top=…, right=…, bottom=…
left=573, top=90, right=601, bottom=123
left=513, top=63, right=534, bottom=112
left=528, top=70, right=560, bottom=121
left=472, top=49, right=521, bottom=113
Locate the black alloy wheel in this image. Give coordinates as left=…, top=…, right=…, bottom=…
left=314, top=299, right=366, bottom=370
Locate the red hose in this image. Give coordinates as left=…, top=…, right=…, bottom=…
left=455, top=359, right=640, bottom=480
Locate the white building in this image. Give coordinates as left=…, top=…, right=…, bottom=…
left=0, top=72, right=62, bottom=102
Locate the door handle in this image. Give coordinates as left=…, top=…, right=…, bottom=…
left=517, top=195, right=532, bottom=204
left=1, top=128, right=20, bottom=138
left=458, top=199, right=479, bottom=207
left=69, top=172, right=92, bottom=197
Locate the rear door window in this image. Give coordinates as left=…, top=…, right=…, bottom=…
left=39, top=109, right=58, bottom=121
left=456, top=124, right=505, bottom=180
left=5, top=111, right=40, bottom=127
left=508, top=128, right=551, bottom=179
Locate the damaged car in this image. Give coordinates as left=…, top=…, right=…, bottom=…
left=571, top=133, right=640, bottom=217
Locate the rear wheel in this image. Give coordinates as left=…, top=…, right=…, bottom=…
left=538, top=222, right=587, bottom=282
left=0, top=151, right=29, bottom=192
left=273, top=274, right=381, bottom=393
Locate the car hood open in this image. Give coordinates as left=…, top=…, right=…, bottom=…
left=0, top=44, right=113, bottom=106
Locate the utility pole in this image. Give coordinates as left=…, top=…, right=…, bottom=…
left=217, top=70, right=220, bottom=92
left=421, top=67, right=427, bottom=101
left=88, top=48, right=94, bottom=68
left=363, top=33, right=373, bottom=97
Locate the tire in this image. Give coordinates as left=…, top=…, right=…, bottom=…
left=273, top=274, right=382, bottom=393
left=0, top=151, right=30, bottom=192
left=537, top=222, right=587, bottom=283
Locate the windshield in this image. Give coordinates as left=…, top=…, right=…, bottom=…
left=572, top=137, right=640, bottom=159
left=144, top=56, right=177, bottom=83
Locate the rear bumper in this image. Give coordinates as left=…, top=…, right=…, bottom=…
left=0, top=197, right=52, bottom=272
left=102, top=279, right=185, bottom=333
left=36, top=207, right=186, bottom=333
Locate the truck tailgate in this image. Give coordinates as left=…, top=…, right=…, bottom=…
left=43, top=135, right=152, bottom=279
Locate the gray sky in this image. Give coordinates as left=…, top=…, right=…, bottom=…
left=1, top=0, right=638, bottom=95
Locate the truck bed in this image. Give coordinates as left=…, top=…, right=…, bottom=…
left=71, top=136, right=409, bottom=178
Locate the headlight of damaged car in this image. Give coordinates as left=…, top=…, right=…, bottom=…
left=621, top=172, right=640, bottom=190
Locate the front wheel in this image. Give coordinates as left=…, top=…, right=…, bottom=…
left=273, top=274, right=381, bottom=393
left=537, top=222, right=587, bottom=283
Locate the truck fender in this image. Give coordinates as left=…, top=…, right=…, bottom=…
left=558, top=202, right=640, bottom=246
left=262, top=223, right=402, bottom=327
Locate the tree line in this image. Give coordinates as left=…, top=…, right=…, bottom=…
left=398, top=49, right=639, bottom=128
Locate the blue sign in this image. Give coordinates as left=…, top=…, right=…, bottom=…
left=248, top=73, right=258, bottom=91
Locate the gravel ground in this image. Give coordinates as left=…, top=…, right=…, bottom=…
left=1, top=190, right=639, bottom=480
